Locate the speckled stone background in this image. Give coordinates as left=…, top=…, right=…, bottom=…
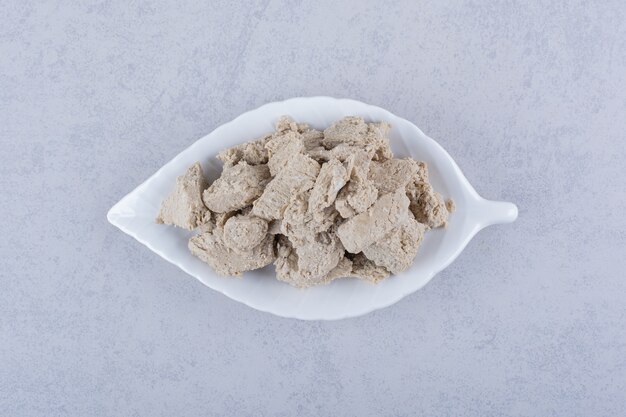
left=1, top=1, right=625, bottom=416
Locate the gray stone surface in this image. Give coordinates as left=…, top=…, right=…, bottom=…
left=1, top=1, right=625, bottom=416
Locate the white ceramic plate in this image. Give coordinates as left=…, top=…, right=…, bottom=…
left=107, top=97, right=517, bottom=320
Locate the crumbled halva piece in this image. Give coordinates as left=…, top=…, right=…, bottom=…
left=334, top=148, right=379, bottom=218
left=222, top=214, right=269, bottom=253
left=323, top=117, right=393, bottom=161
left=281, top=191, right=337, bottom=247
left=362, top=218, right=426, bottom=274
left=369, top=158, right=419, bottom=195
left=324, top=256, right=354, bottom=282
left=334, top=180, right=378, bottom=218
left=252, top=135, right=320, bottom=220
left=251, top=161, right=320, bottom=220
left=274, top=235, right=344, bottom=288
left=366, top=122, right=394, bottom=161
left=350, top=253, right=390, bottom=283
left=308, top=158, right=349, bottom=214
left=217, top=134, right=271, bottom=167
left=188, top=228, right=275, bottom=276
left=202, top=161, right=270, bottom=213
left=196, top=211, right=215, bottom=234
left=337, top=189, right=410, bottom=253
left=406, top=181, right=449, bottom=229
left=404, top=161, right=450, bottom=228
left=294, top=233, right=344, bottom=281
left=322, top=116, right=368, bottom=147
left=275, top=115, right=310, bottom=134
left=213, top=211, right=237, bottom=229
left=301, top=129, right=325, bottom=152
left=344, top=148, right=375, bottom=181
left=265, top=131, right=307, bottom=177
left=156, top=162, right=209, bottom=230
left=272, top=238, right=313, bottom=282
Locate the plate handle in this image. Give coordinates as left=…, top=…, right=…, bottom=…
left=475, top=198, right=518, bottom=227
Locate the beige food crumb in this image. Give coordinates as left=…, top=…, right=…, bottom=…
left=325, top=257, right=354, bottom=282
left=280, top=191, right=337, bottom=247
left=323, top=117, right=391, bottom=158
left=222, top=214, right=268, bottom=253
left=446, top=199, right=456, bottom=213
left=350, top=253, right=390, bottom=283
left=252, top=133, right=320, bottom=220
left=369, top=158, right=419, bottom=195
left=308, top=158, right=349, bottom=214
left=407, top=182, right=449, bottom=228
left=362, top=218, right=426, bottom=274
left=334, top=148, right=379, bottom=218
left=213, top=211, right=237, bottom=229
left=337, top=188, right=410, bottom=254
left=405, top=161, right=450, bottom=229
left=202, top=161, right=270, bottom=213
left=274, top=234, right=345, bottom=288
left=335, top=179, right=378, bottom=218
left=189, top=228, right=275, bottom=276
left=156, top=162, right=209, bottom=230
left=216, top=133, right=271, bottom=167
left=157, top=116, right=453, bottom=287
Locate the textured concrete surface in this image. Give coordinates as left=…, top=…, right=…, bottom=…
left=1, top=1, right=625, bottom=416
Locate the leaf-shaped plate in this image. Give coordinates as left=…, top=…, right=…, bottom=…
left=107, top=97, right=518, bottom=320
